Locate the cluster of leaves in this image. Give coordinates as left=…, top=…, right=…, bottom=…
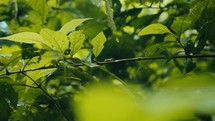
left=0, top=0, right=215, bottom=121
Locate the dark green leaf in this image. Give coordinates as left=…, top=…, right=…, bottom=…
left=0, top=98, right=11, bottom=121
left=184, top=60, right=196, bottom=73
left=0, top=81, right=18, bottom=108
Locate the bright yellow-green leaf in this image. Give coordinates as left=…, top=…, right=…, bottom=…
left=29, top=0, right=49, bottom=24
left=138, top=23, right=173, bottom=36
left=91, top=32, right=107, bottom=57
left=0, top=32, right=44, bottom=44
left=24, top=51, right=57, bottom=92
left=75, top=85, right=143, bottom=121
left=60, top=18, right=92, bottom=34
left=68, top=31, right=85, bottom=56
left=40, top=28, right=69, bottom=54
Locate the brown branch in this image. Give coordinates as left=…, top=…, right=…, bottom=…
left=0, top=54, right=215, bottom=77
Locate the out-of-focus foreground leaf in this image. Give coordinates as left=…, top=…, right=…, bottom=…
left=74, top=74, right=215, bottom=121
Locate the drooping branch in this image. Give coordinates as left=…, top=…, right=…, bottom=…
left=0, top=54, right=215, bottom=76
left=21, top=72, right=70, bottom=121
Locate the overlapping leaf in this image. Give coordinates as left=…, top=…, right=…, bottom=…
left=68, top=31, right=85, bottom=56
left=40, top=28, right=69, bottom=54
left=91, top=32, right=107, bottom=57
left=29, top=0, right=49, bottom=24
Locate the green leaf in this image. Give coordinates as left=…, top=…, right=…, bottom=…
left=188, top=0, right=209, bottom=23
left=68, top=31, right=86, bottom=56
left=138, top=23, right=173, bottom=36
left=184, top=60, right=196, bottom=73
left=29, top=0, right=49, bottom=24
left=91, top=32, right=107, bottom=57
left=60, top=18, right=92, bottom=34
left=171, top=1, right=208, bottom=36
left=0, top=52, right=21, bottom=72
left=0, top=81, right=18, bottom=108
left=40, top=28, right=69, bottom=54
left=144, top=42, right=172, bottom=56
left=0, top=98, right=11, bottom=121
left=0, top=32, right=44, bottom=44
left=171, top=15, right=193, bottom=35
left=82, top=51, right=99, bottom=67
left=23, top=52, right=57, bottom=92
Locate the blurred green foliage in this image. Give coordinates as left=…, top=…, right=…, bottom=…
left=0, top=0, right=215, bottom=121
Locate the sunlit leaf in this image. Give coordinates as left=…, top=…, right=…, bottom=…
left=75, top=74, right=215, bottom=121
left=75, top=85, right=143, bottom=121
left=91, top=32, right=107, bottom=57
left=0, top=32, right=44, bottom=44
left=68, top=31, right=85, bottom=56
left=24, top=52, right=57, bottom=92
left=0, top=52, right=21, bottom=72
left=40, top=28, right=69, bottom=54
left=60, top=18, right=92, bottom=34
left=138, top=23, right=173, bottom=36
left=29, top=0, right=49, bottom=24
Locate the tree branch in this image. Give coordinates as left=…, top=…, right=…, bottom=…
left=21, top=72, right=71, bottom=121
left=0, top=54, right=215, bottom=77
left=10, top=83, right=38, bottom=88
left=95, top=54, right=215, bottom=65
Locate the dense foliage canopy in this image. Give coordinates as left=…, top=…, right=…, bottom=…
left=0, top=0, right=215, bottom=121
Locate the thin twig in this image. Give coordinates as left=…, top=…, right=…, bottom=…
left=22, top=58, right=33, bottom=72
left=95, top=54, right=215, bottom=65
left=11, top=83, right=38, bottom=88
left=21, top=72, right=70, bottom=121
left=1, top=66, right=58, bottom=76
left=0, top=54, right=215, bottom=77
